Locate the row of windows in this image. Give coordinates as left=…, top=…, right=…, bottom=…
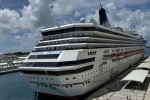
left=41, top=26, right=138, bottom=41
left=37, top=37, right=142, bottom=47
left=22, top=57, right=95, bottom=67
left=42, top=27, right=95, bottom=36
left=29, top=76, right=76, bottom=80
left=21, top=65, right=93, bottom=76
left=104, top=50, right=109, bottom=53
left=88, top=51, right=97, bottom=55
left=35, top=44, right=144, bottom=52
left=28, top=54, right=59, bottom=59
left=30, top=79, right=90, bottom=88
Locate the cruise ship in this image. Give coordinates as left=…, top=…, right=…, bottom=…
left=19, top=5, right=146, bottom=100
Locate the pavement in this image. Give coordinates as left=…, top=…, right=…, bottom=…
left=89, top=56, right=150, bottom=100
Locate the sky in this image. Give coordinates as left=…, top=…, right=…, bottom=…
left=0, top=0, right=150, bottom=53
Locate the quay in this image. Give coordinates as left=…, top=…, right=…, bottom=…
left=0, top=56, right=26, bottom=75
left=85, top=56, right=150, bottom=100
left=0, top=68, right=19, bottom=75
left=0, top=60, right=22, bottom=75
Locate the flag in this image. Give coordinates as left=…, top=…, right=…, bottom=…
left=50, top=5, right=54, bottom=9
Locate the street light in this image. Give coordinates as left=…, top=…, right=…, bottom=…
left=133, top=86, right=138, bottom=100
left=115, top=78, right=120, bottom=91
left=102, top=89, right=109, bottom=100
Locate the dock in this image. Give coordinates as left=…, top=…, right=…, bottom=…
left=85, top=56, right=150, bottom=100
left=0, top=67, right=19, bottom=75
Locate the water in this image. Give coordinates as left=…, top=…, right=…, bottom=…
left=144, top=48, right=150, bottom=57
left=0, top=48, right=150, bottom=100
left=0, top=72, right=35, bottom=100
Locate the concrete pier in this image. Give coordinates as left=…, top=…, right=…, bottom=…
left=0, top=68, right=19, bottom=75
left=85, top=56, right=150, bottom=100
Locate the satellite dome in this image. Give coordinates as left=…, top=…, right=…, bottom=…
left=80, top=18, right=85, bottom=23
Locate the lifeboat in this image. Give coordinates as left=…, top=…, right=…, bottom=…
left=119, top=53, right=125, bottom=57
left=111, top=53, right=117, bottom=59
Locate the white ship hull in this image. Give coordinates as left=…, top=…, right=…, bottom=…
left=19, top=5, right=146, bottom=99
left=21, top=47, right=144, bottom=99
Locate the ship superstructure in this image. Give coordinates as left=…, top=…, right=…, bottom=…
left=19, top=5, right=146, bottom=99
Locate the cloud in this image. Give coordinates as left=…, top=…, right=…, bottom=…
left=74, top=11, right=81, bottom=18
left=0, top=9, right=22, bottom=34
left=86, top=2, right=150, bottom=45
left=20, top=0, right=56, bottom=29
left=0, top=0, right=150, bottom=53
left=106, top=3, right=150, bottom=40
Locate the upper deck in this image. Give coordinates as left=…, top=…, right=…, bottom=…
left=40, top=23, right=143, bottom=41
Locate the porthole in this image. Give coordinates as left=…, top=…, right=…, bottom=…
left=73, top=77, right=76, bottom=79
left=66, top=78, right=69, bottom=80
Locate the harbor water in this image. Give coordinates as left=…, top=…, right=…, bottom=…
left=0, top=48, right=150, bottom=100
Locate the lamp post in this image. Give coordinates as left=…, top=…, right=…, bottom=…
left=115, top=78, right=120, bottom=91
left=133, top=86, right=138, bottom=100
left=102, top=89, right=109, bottom=100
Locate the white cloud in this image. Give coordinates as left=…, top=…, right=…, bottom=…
left=74, top=11, right=81, bottom=18
left=0, top=0, right=150, bottom=52
left=0, top=9, right=22, bottom=34
left=86, top=2, right=150, bottom=45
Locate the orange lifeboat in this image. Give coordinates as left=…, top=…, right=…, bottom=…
left=111, top=54, right=117, bottom=59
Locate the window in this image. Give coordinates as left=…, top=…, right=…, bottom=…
left=90, top=52, right=92, bottom=55
left=66, top=78, right=69, bottom=80
left=73, top=77, right=76, bottom=79
left=77, top=65, right=94, bottom=73
left=88, top=51, right=96, bottom=55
